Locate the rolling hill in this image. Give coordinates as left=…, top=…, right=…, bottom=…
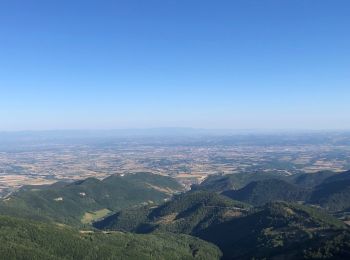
left=309, top=179, right=350, bottom=212
left=292, top=170, right=337, bottom=188
left=94, top=191, right=249, bottom=235
left=322, top=170, right=350, bottom=184
left=95, top=195, right=350, bottom=259
left=191, top=170, right=350, bottom=213
left=301, top=170, right=350, bottom=212
left=2, top=169, right=350, bottom=259
left=0, top=172, right=184, bottom=225
left=191, top=171, right=285, bottom=193
left=222, top=179, right=309, bottom=206
left=197, top=202, right=349, bottom=259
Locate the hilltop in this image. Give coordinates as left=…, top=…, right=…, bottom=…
left=191, top=171, right=285, bottom=192
left=292, top=170, right=337, bottom=188
left=222, top=179, right=309, bottom=206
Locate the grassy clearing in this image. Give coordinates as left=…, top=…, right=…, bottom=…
left=81, top=209, right=111, bottom=224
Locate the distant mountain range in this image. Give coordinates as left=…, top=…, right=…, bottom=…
left=1, top=129, right=350, bottom=147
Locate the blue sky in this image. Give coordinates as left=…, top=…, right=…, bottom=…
left=0, top=0, right=349, bottom=131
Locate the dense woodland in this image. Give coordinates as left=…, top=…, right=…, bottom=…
left=0, top=172, right=184, bottom=225
left=1, top=170, right=350, bottom=259
left=0, top=215, right=221, bottom=259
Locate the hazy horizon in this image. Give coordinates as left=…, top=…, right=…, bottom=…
left=0, top=127, right=350, bottom=138
left=2, top=127, right=350, bottom=132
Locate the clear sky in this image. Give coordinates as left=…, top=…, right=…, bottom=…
left=0, top=0, right=349, bottom=131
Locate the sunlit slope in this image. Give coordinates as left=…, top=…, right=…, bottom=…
left=0, top=172, right=184, bottom=225
left=0, top=214, right=222, bottom=260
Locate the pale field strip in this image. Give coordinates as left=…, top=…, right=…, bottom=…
left=0, top=174, right=56, bottom=187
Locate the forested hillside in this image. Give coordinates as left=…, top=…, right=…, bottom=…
left=222, top=179, right=309, bottom=205
left=197, top=202, right=349, bottom=259
left=2, top=170, right=350, bottom=260
left=95, top=191, right=249, bottom=235
left=191, top=171, right=285, bottom=192
left=0, top=172, right=184, bottom=225
left=309, top=180, right=350, bottom=212
left=0, top=214, right=221, bottom=260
